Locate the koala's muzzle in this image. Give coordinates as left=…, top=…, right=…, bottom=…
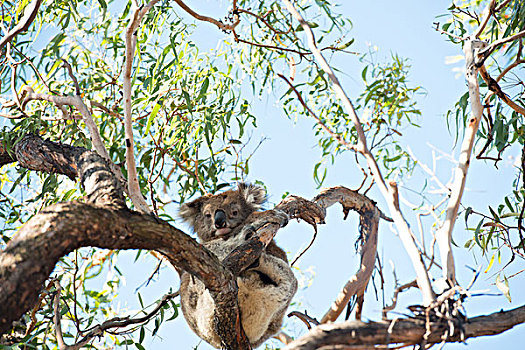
left=214, top=210, right=232, bottom=237
left=214, top=210, right=227, bottom=228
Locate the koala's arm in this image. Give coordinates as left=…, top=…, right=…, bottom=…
left=244, top=209, right=289, bottom=262
left=223, top=209, right=289, bottom=273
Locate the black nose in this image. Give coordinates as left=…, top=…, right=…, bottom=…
left=214, top=210, right=227, bottom=229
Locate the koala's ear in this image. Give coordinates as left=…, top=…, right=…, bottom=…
left=238, top=183, right=266, bottom=209
left=179, top=197, right=204, bottom=229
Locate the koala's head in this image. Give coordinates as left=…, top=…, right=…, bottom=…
left=179, top=183, right=266, bottom=242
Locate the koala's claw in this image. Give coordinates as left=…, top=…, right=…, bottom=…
left=276, top=210, right=289, bottom=227
left=244, top=225, right=257, bottom=240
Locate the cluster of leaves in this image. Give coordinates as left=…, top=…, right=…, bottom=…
left=279, top=52, right=421, bottom=186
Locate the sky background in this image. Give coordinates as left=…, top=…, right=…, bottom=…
left=109, top=1, right=524, bottom=349
left=3, top=0, right=524, bottom=349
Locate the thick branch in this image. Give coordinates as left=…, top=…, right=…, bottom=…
left=0, top=135, right=239, bottom=345
left=283, top=304, right=525, bottom=349
left=438, top=38, right=487, bottom=283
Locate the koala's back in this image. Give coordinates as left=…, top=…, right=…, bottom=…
left=180, top=236, right=297, bottom=348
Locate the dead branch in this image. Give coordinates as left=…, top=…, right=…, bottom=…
left=283, top=304, right=525, bottom=350
left=311, top=187, right=382, bottom=323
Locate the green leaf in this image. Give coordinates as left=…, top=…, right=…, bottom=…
left=198, top=77, right=210, bottom=102
left=145, top=103, right=162, bottom=134
left=135, top=343, right=146, bottom=350
left=139, top=327, right=145, bottom=343
left=138, top=293, right=144, bottom=308
left=296, top=22, right=319, bottom=31
left=361, top=65, right=368, bottom=82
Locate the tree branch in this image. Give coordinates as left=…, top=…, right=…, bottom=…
left=0, top=134, right=241, bottom=348
left=122, top=1, right=159, bottom=214
left=479, top=65, right=525, bottom=116
left=311, top=187, right=382, bottom=323
left=19, top=86, right=127, bottom=188
left=283, top=304, right=525, bottom=349
left=173, top=0, right=239, bottom=32
left=0, top=0, right=42, bottom=51
left=478, top=29, right=525, bottom=62
left=473, top=0, right=496, bottom=38
left=437, top=38, right=487, bottom=283
left=281, top=0, right=435, bottom=305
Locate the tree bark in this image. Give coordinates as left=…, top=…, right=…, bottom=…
left=284, top=304, right=525, bottom=349
left=0, top=134, right=245, bottom=349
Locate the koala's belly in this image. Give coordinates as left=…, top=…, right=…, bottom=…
left=180, top=271, right=287, bottom=347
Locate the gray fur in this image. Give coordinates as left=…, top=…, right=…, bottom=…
left=179, top=184, right=297, bottom=348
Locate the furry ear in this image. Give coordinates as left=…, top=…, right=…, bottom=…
left=179, top=197, right=204, bottom=229
left=238, top=183, right=266, bottom=209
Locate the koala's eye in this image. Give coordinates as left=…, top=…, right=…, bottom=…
left=204, top=212, right=212, bottom=218
left=232, top=210, right=238, bottom=217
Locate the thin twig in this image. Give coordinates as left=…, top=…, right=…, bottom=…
left=173, top=0, right=239, bottom=32
left=0, top=0, right=42, bottom=51
left=277, top=73, right=356, bottom=151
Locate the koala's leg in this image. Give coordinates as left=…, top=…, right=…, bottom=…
left=238, top=253, right=298, bottom=347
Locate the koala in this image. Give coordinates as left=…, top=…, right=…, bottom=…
left=179, top=183, right=298, bottom=348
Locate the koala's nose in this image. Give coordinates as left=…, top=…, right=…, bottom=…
left=214, top=210, right=227, bottom=229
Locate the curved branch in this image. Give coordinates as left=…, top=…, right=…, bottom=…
left=0, top=0, right=42, bottom=51
left=174, top=0, right=239, bottom=32
left=283, top=304, right=525, bottom=350
left=281, top=0, right=435, bottom=305
left=0, top=135, right=241, bottom=348
left=312, top=187, right=381, bottom=323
